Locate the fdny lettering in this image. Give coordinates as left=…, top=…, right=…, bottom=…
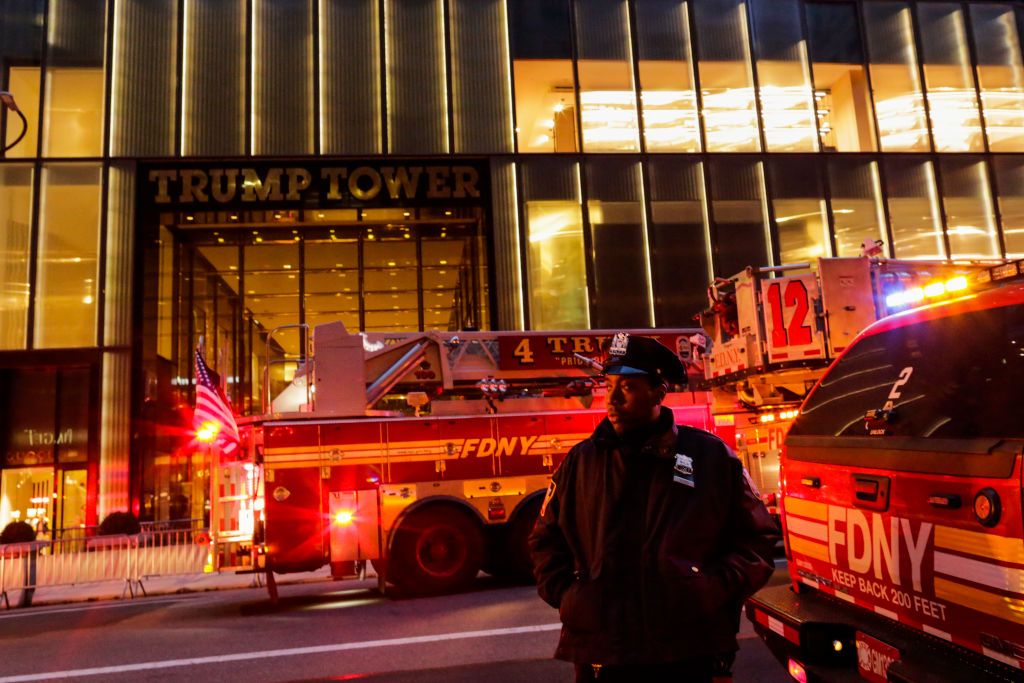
left=828, top=506, right=932, bottom=591
left=460, top=436, right=538, bottom=458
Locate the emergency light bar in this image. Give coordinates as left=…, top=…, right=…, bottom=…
left=885, top=275, right=968, bottom=309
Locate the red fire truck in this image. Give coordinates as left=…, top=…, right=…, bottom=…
left=746, top=259, right=1024, bottom=681
left=210, top=325, right=712, bottom=596
left=698, top=257, right=999, bottom=517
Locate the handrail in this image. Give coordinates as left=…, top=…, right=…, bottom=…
left=262, top=323, right=311, bottom=414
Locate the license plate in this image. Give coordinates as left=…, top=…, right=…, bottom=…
left=856, top=631, right=901, bottom=682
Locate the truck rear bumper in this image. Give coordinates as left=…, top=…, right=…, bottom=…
left=745, top=584, right=1022, bottom=682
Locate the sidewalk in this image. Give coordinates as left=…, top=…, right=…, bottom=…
left=4, top=565, right=340, bottom=609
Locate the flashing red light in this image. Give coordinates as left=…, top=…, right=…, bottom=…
left=787, top=658, right=807, bottom=683
left=196, top=420, right=221, bottom=442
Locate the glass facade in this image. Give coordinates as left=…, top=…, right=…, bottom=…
left=3, top=0, right=1024, bottom=524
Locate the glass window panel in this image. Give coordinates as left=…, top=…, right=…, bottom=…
left=646, top=158, right=710, bottom=323
left=768, top=157, right=830, bottom=264
left=916, top=4, right=983, bottom=152
left=862, top=2, right=929, bottom=151
left=883, top=157, right=944, bottom=259
left=6, top=68, right=41, bottom=158
left=574, top=0, right=640, bottom=152
left=243, top=237, right=300, bottom=351
left=708, top=158, right=770, bottom=276
left=970, top=4, right=1024, bottom=152
left=634, top=0, right=699, bottom=152
left=520, top=158, right=588, bottom=329
left=510, top=0, right=577, bottom=152
left=805, top=2, right=876, bottom=151
left=585, top=158, right=649, bottom=327
left=182, top=0, right=245, bottom=156
left=321, top=0, right=381, bottom=154
left=0, top=165, right=33, bottom=349
left=111, top=0, right=177, bottom=156
left=826, top=158, right=888, bottom=258
left=450, top=0, right=513, bottom=153
left=385, top=0, right=448, bottom=154
left=939, top=158, right=999, bottom=259
left=694, top=0, right=759, bottom=151
left=2, top=1, right=44, bottom=158
left=42, top=0, right=106, bottom=157
left=750, top=0, right=817, bottom=151
left=35, top=164, right=101, bottom=348
left=253, top=0, right=312, bottom=156
left=993, top=156, right=1024, bottom=257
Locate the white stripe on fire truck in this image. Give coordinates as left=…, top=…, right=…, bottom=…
left=935, top=526, right=1024, bottom=565
left=935, top=577, right=1024, bottom=625
left=983, top=647, right=1022, bottom=669
left=799, top=576, right=819, bottom=590
left=935, top=551, right=1024, bottom=596
left=834, top=590, right=855, bottom=604
left=785, top=516, right=828, bottom=543
left=922, top=625, right=952, bottom=641
left=873, top=605, right=899, bottom=620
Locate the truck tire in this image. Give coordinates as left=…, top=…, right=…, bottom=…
left=506, top=497, right=541, bottom=581
left=388, top=506, right=484, bottom=596
left=487, top=498, right=540, bottom=583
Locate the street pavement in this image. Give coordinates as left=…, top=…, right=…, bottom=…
left=0, top=562, right=792, bottom=682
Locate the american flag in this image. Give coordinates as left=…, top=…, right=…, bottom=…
left=194, top=347, right=239, bottom=454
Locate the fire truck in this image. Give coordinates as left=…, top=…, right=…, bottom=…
left=210, top=325, right=712, bottom=596
left=698, top=257, right=999, bottom=516
left=746, top=259, right=1024, bottom=681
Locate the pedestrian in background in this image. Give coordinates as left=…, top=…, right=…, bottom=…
left=529, top=333, right=779, bottom=682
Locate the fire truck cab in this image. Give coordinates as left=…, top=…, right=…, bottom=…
left=211, top=325, right=711, bottom=596
left=746, top=259, right=1024, bottom=681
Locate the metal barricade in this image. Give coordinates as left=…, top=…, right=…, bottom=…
left=0, top=528, right=211, bottom=609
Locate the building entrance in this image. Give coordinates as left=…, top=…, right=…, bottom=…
left=136, top=160, right=492, bottom=522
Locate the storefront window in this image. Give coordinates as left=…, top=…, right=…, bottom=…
left=708, top=158, right=771, bottom=276
left=42, top=0, right=106, bottom=158
left=0, top=166, right=33, bottom=350
left=646, top=158, right=710, bottom=323
left=575, top=0, right=640, bottom=152
left=916, top=3, right=983, bottom=152
left=827, top=158, right=889, bottom=258
left=863, top=2, right=930, bottom=151
left=182, top=0, right=245, bottom=156
left=805, top=2, right=876, bottom=152
left=521, top=159, right=588, bottom=329
left=883, top=157, right=945, bottom=259
left=939, top=158, right=1000, bottom=259
left=510, top=0, right=578, bottom=152
left=385, top=0, right=448, bottom=154
left=0, top=468, right=53, bottom=539
left=993, top=156, right=1024, bottom=257
left=585, top=158, right=650, bottom=327
left=450, top=0, right=513, bottom=153
left=35, top=164, right=101, bottom=348
left=969, top=4, right=1024, bottom=152
left=768, top=157, right=830, bottom=264
left=694, top=0, right=760, bottom=151
left=750, top=0, right=818, bottom=152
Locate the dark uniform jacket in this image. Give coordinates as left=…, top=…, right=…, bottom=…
left=528, top=407, right=779, bottom=665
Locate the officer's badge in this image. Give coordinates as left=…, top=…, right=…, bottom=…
left=609, top=332, right=630, bottom=357
left=673, top=453, right=695, bottom=488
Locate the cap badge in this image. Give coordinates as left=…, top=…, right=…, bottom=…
left=609, top=332, right=630, bottom=357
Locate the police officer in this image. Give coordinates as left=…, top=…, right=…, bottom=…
left=529, top=333, right=779, bottom=682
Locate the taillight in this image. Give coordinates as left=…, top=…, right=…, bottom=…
left=334, top=510, right=355, bottom=526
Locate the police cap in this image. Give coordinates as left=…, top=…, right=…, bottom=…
left=603, top=333, right=686, bottom=385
